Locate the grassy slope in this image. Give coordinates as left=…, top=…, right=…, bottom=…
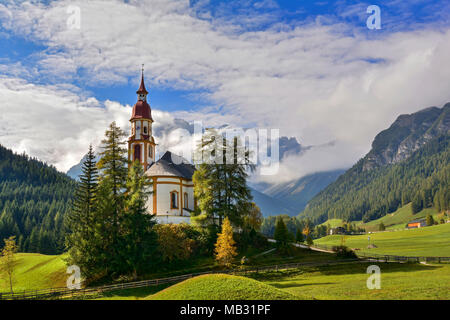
left=357, top=204, right=439, bottom=232
left=319, top=203, right=441, bottom=232
left=315, top=223, right=450, bottom=256
left=147, top=274, right=303, bottom=300
left=255, top=262, right=450, bottom=300
left=0, top=253, right=67, bottom=293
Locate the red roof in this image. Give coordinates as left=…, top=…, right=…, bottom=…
left=131, top=100, right=152, bottom=121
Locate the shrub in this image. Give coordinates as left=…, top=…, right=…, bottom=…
left=155, top=224, right=198, bottom=263
left=332, top=245, right=357, bottom=259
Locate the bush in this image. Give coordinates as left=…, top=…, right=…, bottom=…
left=332, top=245, right=357, bottom=259
left=155, top=224, right=199, bottom=263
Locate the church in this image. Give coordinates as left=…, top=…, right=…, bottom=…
left=127, top=70, right=195, bottom=224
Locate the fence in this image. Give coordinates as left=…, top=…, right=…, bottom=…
left=2, top=247, right=449, bottom=300
left=309, top=243, right=450, bottom=264
left=0, top=259, right=360, bottom=300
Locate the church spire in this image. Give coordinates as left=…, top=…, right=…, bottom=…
left=136, top=64, right=148, bottom=96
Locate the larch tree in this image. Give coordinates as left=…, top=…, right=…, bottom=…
left=214, top=217, right=237, bottom=268
left=1, top=236, right=18, bottom=294
left=193, top=129, right=254, bottom=227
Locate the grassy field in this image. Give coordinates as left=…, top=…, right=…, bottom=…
left=0, top=253, right=67, bottom=293
left=98, top=262, right=450, bottom=300
left=251, top=262, right=450, bottom=300
left=319, top=219, right=345, bottom=228
left=147, top=274, right=302, bottom=300
left=0, top=245, right=336, bottom=295
left=315, top=223, right=450, bottom=256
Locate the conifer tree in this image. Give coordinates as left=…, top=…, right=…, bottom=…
left=214, top=217, right=237, bottom=268
left=274, top=217, right=290, bottom=249
left=121, top=160, right=158, bottom=278
left=65, top=145, right=100, bottom=280
left=295, top=228, right=304, bottom=243
left=96, top=122, right=129, bottom=276
left=193, top=130, right=254, bottom=227
left=97, top=122, right=128, bottom=232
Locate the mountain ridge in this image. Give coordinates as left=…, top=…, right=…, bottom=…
left=300, top=103, right=450, bottom=224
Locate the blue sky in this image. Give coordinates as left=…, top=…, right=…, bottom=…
left=0, top=0, right=449, bottom=178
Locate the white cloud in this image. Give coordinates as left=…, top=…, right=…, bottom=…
left=0, top=0, right=450, bottom=181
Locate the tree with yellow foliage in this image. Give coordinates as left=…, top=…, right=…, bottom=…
left=214, top=217, right=237, bottom=268
left=1, top=236, right=18, bottom=294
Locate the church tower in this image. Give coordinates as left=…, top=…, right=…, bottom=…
left=128, top=67, right=156, bottom=171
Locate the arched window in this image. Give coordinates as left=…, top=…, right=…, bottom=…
left=134, top=144, right=141, bottom=163
left=143, top=125, right=148, bottom=134
left=184, top=192, right=188, bottom=209
left=170, top=191, right=179, bottom=209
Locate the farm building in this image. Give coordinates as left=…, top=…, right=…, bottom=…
left=406, top=219, right=427, bottom=229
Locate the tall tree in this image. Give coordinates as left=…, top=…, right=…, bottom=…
left=65, top=145, right=100, bottom=280
left=121, top=160, right=158, bottom=278
left=97, top=122, right=128, bottom=233
left=243, top=203, right=263, bottom=231
left=1, top=236, right=18, bottom=294
left=96, top=122, right=129, bottom=277
left=193, top=129, right=254, bottom=227
left=274, top=217, right=290, bottom=249
left=215, top=217, right=237, bottom=268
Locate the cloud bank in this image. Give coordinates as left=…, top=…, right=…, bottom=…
left=0, top=0, right=449, bottom=181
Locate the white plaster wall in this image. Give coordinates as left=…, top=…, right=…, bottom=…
left=157, top=183, right=181, bottom=216
left=144, top=176, right=195, bottom=221
left=155, top=215, right=191, bottom=225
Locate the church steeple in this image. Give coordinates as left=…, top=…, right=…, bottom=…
left=128, top=66, right=156, bottom=171
left=136, top=64, right=148, bottom=100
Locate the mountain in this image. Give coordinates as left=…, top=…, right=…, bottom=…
left=249, top=187, right=295, bottom=217
left=261, top=169, right=345, bottom=214
left=67, top=152, right=101, bottom=181
left=300, top=103, right=450, bottom=224
left=0, top=144, right=76, bottom=253
left=363, top=104, right=449, bottom=170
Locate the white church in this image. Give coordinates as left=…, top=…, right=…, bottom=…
left=127, top=70, right=195, bottom=224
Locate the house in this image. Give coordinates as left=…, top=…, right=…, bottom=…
left=127, top=69, right=195, bottom=224
left=406, top=219, right=427, bottom=229
left=329, top=227, right=347, bottom=235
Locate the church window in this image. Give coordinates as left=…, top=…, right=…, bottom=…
left=144, top=125, right=148, bottom=134
left=184, top=192, right=188, bottom=208
left=134, top=144, right=141, bottom=162
left=170, top=191, right=179, bottom=209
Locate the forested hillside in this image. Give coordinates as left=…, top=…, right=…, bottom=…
left=0, top=145, right=75, bottom=254
left=300, top=104, right=450, bottom=224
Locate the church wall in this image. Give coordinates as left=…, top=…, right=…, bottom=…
left=154, top=215, right=191, bottom=224
left=145, top=177, right=195, bottom=218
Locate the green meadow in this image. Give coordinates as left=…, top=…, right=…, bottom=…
left=252, top=262, right=450, bottom=300
left=0, top=253, right=67, bottom=293
left=98, top=262, right=450, bottom=300
left=315, top=223, right=450, bottom=256
left=147, top=274, right=302, bottom=300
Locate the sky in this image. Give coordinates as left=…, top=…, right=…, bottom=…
left=0, top=0, right=450, bottom=183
